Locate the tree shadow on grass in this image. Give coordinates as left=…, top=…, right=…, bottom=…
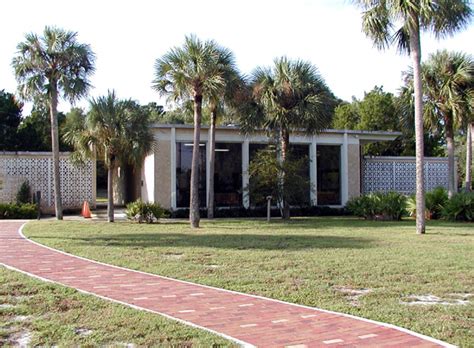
left=202, top=217, right=414, bottom=232
left=36, top=233, right=375, bottom=251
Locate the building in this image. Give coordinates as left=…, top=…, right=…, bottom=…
left=140, top=125, right=399, bottom=210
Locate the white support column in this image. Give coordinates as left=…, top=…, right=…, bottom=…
left=310, top=135, right=317, bottom=206
left=242, top=139, right=250, bottom=209
left=341, top=132, right=349, bottom=206
left=170, top=127, right=177, bottom=210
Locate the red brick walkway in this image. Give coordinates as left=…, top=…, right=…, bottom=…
left=0, top=221, right=452, bottom=347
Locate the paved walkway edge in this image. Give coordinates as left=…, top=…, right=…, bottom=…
left=2, top=222, right=455, bottom=348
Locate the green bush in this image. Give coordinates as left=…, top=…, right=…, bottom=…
left=379, top=191, right=407, bottom=220
left=442, top=192, right=474, bottom=222
left=346, top=194, right=377, bottom=219
left=347, top=192, right=406, bottom=221
left=406, top=187, right=448, bottom=220
left=16, top=181, right=32, bottom=204
left=126, top=200, right=164, bottom=223
left=0, top=203, right=37, bottom=219
left=426, top=187, right=448, bottom=219
left=406, top=195, right=417, bottom=217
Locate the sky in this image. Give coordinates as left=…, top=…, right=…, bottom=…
left=1, top=0, right=473, bottom=115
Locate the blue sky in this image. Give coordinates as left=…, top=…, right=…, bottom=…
left=1, top=0, right=473, bottom=114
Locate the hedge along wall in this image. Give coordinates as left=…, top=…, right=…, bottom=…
left=362, top=156, right=452, bottom=195
left=0, top=152, right=96, bottom=213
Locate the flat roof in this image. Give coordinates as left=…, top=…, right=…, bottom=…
left=151, top=123, right=402, bottom=138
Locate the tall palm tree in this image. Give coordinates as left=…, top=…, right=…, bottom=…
left=63, top=91, right=153, bottom=222
left=12, top=26, right=95, bottom=220
left=153, top=35, right=229, bottom=228
left=353, top=0, right=472, bottom=234
left=241, top=57, right=335, bottom=219
left=420, top=50, right=474, bottom=197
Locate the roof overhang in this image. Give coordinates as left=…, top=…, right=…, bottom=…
left=151, top=123, right=401, bottom=143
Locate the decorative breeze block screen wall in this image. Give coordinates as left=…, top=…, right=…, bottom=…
left=362, top=157, right=451, bottom=194
left=0, top=152, right=95, bottom=211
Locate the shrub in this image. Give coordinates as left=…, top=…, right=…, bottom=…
left=378, top=191, right=407, bottom=221
left=0, top=203, right=37, bottom=219
left=406, top=187, right=448, bottom=220
left=346, top=194, right=377, bottom=219
left=426, top=187, right=448, bottom=219
left=126, top=200, right=164, bottom=223
left=406, top=195, right=417, bottom=217
left=16, top=181, right=32, bottom=204
left=346, top=192, right=406, bottom=221
left=442, top=192, right=474, bottom=222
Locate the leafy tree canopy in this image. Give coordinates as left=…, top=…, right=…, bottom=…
left=0, top=90, right=23, bottom=151
left=332, top=85, right=444, bottom=156
left=15, top=104, right=71, bottom=152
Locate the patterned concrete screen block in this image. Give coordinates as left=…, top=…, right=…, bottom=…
left=362, top=156, right=451, bottom=195
left=0, top=152, right=95, bottom=211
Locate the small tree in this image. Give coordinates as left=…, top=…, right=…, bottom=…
left=248, top=146, right=312, bottom=215
left=16, top=181, right=32, bottom=204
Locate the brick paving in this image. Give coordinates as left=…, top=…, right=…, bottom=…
left=0, top=221, right=452, bottom=347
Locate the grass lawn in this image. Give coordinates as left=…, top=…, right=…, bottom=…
left=0, top=268, right=232, bottom=346
left=21, top=217, right=474, bottom=347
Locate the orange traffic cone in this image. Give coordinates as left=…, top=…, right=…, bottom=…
left=81, top=201, right=92, bottom=218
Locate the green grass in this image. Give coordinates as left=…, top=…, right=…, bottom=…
left=0, top=267, right=232, bottom=346
left=21, top=217, right=474, bottom=347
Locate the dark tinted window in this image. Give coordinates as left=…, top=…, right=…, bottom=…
left=317, top=145, right=341, bottom=205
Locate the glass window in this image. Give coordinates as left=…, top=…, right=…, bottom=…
left=317, top=145, right=341, bottom=205
left=176, top=142, right=206, bottom=208
left=214, top=143, right=242, bottom=207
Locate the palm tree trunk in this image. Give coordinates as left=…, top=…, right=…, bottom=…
left=49, top=85, right=63, bottom=220
left=445, top=118, right=456, bottom=198
left=208, top=109, right=217, bottom=219
left=466, top=123, right=472, bottom=192
left=107, top=156, right=115, bottom=223
left=190, top=94, right=203, bottom=228
left=280, top=128, right=290, bottom=220
left=409, top=19, right=425, bottom=235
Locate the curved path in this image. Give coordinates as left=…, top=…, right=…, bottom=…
left=0, top=221, right=452, bottom=347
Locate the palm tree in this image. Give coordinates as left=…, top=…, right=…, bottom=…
left=153, top=35, right=229, bottom=228
left=353, top=0, right=472, bottom=234
left=63, top=91, right=153, bottom=222
left=420, top=50, right=474, bottom=197
left=241, top=57, right=335, bottom=219
left=12, top=26, right=95, bottom=220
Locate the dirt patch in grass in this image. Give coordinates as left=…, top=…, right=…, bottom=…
left=162, top=252, right=184, bottom=260
left=401, top=294, right=471, bottom=306
left=333, top=286, right=373, bottom=307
